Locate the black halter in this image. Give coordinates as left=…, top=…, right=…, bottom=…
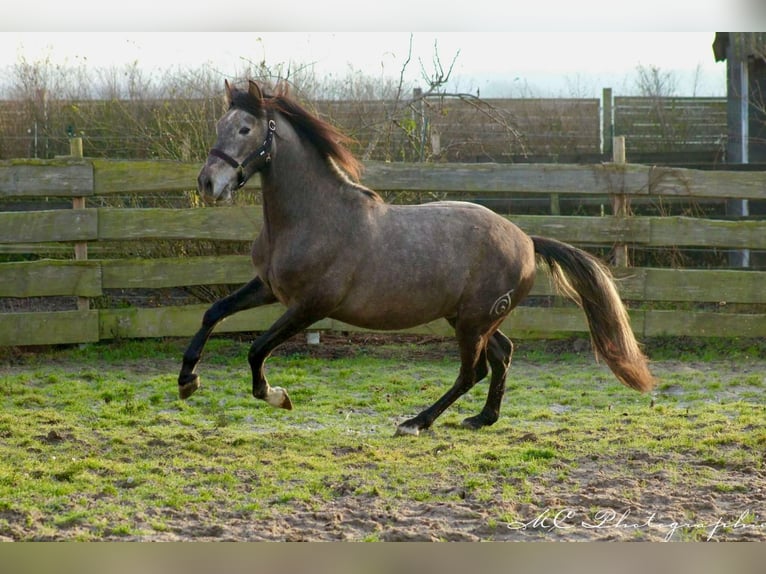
left=208, top=114, right=276, bottom=188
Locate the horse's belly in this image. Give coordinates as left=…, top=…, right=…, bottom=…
left=330, top=306, right=447, bottom=331
left=330, top=289, right=456, bottom=331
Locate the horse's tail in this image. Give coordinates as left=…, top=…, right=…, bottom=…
left=531, top=236, right=655, bottom=392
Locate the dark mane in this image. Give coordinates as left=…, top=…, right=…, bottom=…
left=230, top=82, right=381, bottom=201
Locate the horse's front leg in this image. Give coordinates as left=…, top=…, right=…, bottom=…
left=247, top=305, right=324, bottom=410
left=178, top=276, right=277, bottom=399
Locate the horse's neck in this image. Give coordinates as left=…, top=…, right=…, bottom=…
left=260, top=135, right=348, bottom=230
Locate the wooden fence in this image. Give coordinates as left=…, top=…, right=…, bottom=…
left=1, top=156, right=765, bottom=347
left=1, top=93, right=727, bottom=164
left=613, top=96, right=728, bottom=156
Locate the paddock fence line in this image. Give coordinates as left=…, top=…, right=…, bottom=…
left=1, top=92, right=728, bottom=164
left=1, top=154, right=765, bottom=346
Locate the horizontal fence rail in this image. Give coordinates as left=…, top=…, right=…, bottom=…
left=1, top=158, right=765, bottom=346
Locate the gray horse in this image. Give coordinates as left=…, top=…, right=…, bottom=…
left=178, top=80, right=654, bottom=436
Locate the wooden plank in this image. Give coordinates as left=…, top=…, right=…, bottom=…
left=6, top=207, right=763, bottom=257
left=509, top=215, right=650, bottom=245
left=92, top=159, right=208, bottom=195
left=99, top=303, right=324, bottom=340
left=97, top=206, right=263, bottom=241
left=2, top=159, right=763, bottom=203
left=643, top=310, right=766, bottom=338
left=101, top=255, right=254, bottom=289
left=98, top=303, right=589, bottom=341
left=648, top=166, right=766, bottom=200
left=0, top=209, right=98, bottom=243
left=361, top=161, right=649, bottom=195
left=649, top=217, right=766, bottom=249
left=503, top=267, right=766, bottom=305
left=614, top=268, right=766, bottom=304
left=100, top=304, right=212, bottom=339
left=0, top=260, right=102, bottom=297
left=0, top=310, right=100, bottom=346
left=0, top=161, right=93, bottom=197
left=1, top=303, right=762, bottom=347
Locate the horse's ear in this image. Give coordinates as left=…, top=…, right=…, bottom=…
left=224, top=79, right=233, bottom=104
left=248, top=80, right=264, bottom=104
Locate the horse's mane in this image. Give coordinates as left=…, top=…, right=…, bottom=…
left=229, top=81, right=382, bottom=202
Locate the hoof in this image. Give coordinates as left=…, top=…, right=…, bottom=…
left=178, top=375, right=200, bottom=399
left=460, top=418, right=482, bottom=430
left=460, top=414, right=495, bottom=430
left=264, top=386, right=293, bottom=410
left=394, top=424, right=421, bottom=437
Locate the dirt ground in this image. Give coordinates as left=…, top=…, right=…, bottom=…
left=127, top=335, right=766, bottom=542
left=3, top=334, right=764, bottom=542
left=139, top=449, right=766, bottom=542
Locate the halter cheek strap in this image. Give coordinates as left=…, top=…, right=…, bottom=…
left=208, top=116, right=276, bottom=188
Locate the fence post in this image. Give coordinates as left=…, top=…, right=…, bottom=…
left=611, top=136, right=629, bottom=268
left=70, top=137, right=90, bottom=311
left=602, top=87, right=613, bottom=157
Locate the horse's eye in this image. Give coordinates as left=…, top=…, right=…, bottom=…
left=239, top=127, right=251, bottom=135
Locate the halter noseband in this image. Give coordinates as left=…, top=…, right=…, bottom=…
left=208, top=114, right=276, bottom=188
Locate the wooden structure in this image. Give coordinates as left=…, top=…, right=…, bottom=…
left=1, top=156, right=765, bottom=347
left=714, top=32, right=766, bottom=163
left=713, top=32, right=766, bottom=268
left=1, top=94, right=729, bottom=165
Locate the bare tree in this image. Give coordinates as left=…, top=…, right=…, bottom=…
left=635, top=64, right=678, bottom=97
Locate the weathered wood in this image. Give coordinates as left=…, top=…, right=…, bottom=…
left=99, top=303, right=329, bottom=340
left=72, top=187, right=90, bottom=311
left=101, top=255, right=254, bottom=289
left=614, top=97, right=727, bottom=154
left=3, top=157, right=766, bottom=347
left=0, top=160, right=93, bottom=197
left=643, top=310, right=766, bottom=338
left=613, top=268, right=766, bottom=304
left=10, top=256, right=764, bottom=306
left=514, top=215, right=766, bottom=249
left=2, top=159, right=765, bottom=201
left=510, top=215, right=650, bottom=245
left=0, top=210, right=97, bottom=243
left=0, top=260, right=102, bottom=298
left=648, top=166, right=766, bottom=200
left=3, top=209, right=763, bottom=249
left=96, top=207, right=263, bottom=241
left=0, top=300, right=759, bottom=346
left=648, top=217, right=766, bottom=249
left=0, top=310, right=100, bottom=346
left=98, top=303, right=588, bottom=341
left=611, top=136, right=630, bottom=267
left=602, top=88, right=613, bottom=156
left=362, top=161, right=649, bottom=195
left=92, top=160, right=205, bottom=195
left=94, top=304, right=766, bottom=342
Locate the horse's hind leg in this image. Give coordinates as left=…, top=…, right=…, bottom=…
left=178, top=277, right=277, bottom=399
left=461, top=330, right=513, bottom=430
left=247, top=304, right=326, bottom=410
left=395, top=326, right=485, bottom=436
left=448, top=318, right=489, bottom=384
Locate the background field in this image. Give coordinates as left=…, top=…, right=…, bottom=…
left=1, top=334, right=764, bottom=542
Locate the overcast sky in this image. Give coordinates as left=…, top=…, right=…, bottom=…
left=1, top=0, right=763, bottom=98
left=0, top=32, right=728, bottom=98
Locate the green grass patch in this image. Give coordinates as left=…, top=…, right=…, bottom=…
left=1, top=336, right=764, bottom=540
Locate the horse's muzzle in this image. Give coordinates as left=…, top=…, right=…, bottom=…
left=197, top=170, right=214, bottom=200
left=197, top=167, right=232, bottom=205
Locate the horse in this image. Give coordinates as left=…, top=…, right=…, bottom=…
left=178, top=80, right=655, bottom=436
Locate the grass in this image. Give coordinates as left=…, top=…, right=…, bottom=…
left=0, top=335, right=764, bottom=541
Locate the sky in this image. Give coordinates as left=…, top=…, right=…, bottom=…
left=1, top=0, right=764, bottom=99
left=0, top=32, right=728, bottom=98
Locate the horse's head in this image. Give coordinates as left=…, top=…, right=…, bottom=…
left=197, top=80, right=276, bottom=204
